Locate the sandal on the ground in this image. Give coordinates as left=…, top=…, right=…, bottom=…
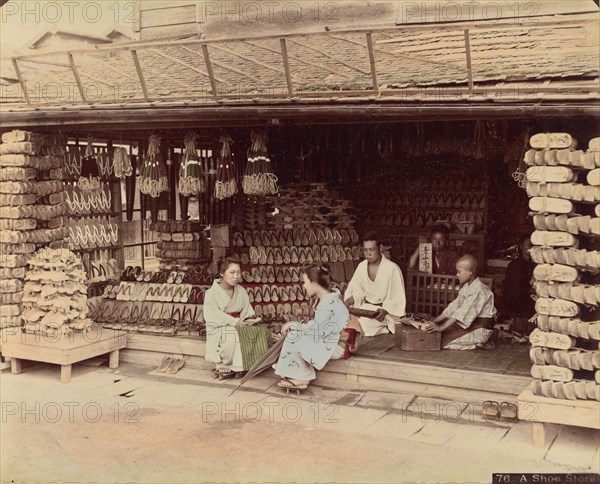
left=165, top=357, right=185, bottom=375
left=278, top=379, right=308, bottom=395
left=482, top=400, right=500, bottom=420
left=156, top=356, right=172, bottom=373
left=215, top=368, right=235, bottom=380
left=499, top=401, right=519, bottom=422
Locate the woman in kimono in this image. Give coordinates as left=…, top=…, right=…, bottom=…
left=203, top=257, right=261, bottom=379
left=275, top=263, right=349, bottom=392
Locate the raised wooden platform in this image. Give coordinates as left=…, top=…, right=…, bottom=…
left=2, top=326, right=128, bottom=383
left=518, top=384, right=600, bottom=448
left=119, top=333, right=531, bottom=401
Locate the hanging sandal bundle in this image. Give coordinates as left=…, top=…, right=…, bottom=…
left=138, top=134, right=168, bottom=198
left=214, top=134, right=238, bottom=200
left=113, top=146, right=133, bottom=179
left=243, top=130, right=279, bottom=196
left=178, top=133, right=205, bottom=196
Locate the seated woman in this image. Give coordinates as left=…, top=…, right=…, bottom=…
left=425, top=255, right=498, bottom=350
left=275, top=263, right=349, bottom=393
left=203, top=257, right=263, bottom=379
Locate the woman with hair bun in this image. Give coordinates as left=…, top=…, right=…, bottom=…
left=203, top=256, right=263, bottom=379
left=275, top=263, right=349, bottom=393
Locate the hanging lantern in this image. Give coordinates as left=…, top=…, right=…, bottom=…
left=242, top=129, right=279, bottom=196
left=178, top=133, right=205, bottom=196
left=214, top=134, right=238, bottom=200
left=138, top=134, right=168, bottom=198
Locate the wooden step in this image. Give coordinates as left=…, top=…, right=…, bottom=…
left=119, top=334, right=530, bottom=398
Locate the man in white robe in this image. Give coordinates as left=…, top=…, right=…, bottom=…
left=344, top=233, right=406, bottom=336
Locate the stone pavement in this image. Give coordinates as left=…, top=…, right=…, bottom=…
left=1, top=361, right=598, bottom=483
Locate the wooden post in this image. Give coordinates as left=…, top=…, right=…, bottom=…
left=60, top=364, right=72, bottom=384
left=201, top=44, right=219, bottom=100
left=365, top=33, right=378, bottom=92
left=280, top=38, right=294, bottom=97
left=11, top=59, right=30, bottom=105
left=67, top=53, right=86, bottom=102
left=131, top=49, right=149, bottom=101
left=464, top=29, right=474, bottom=96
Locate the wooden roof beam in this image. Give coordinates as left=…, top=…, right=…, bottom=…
left=182, top=43, right=286, bottom=76
left=67, top=53, right=86, bottom=103
left=151, top=48, right=231, bottom=87
left=287, top=38, right=370, bottom=76
left=179, top=46, right=261, bottom=83
left=131, top=49, right=149, bottom=101
left=244, top=40, right=350, bottom=78
left=11, top=59, right=30, bottom=105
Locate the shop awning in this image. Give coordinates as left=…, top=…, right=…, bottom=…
left=1, top=12, right=599, bottom=128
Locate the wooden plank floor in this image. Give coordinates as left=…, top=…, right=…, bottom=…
left=355, top=334, right=531, bottom=377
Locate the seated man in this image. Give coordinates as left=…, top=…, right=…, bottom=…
left=344, top=232, right=406, bottom=336
left=425, top=254, right=497, bottom=350
left=501, top=235, right=535, bottom=332
left=408, top=224, right=458, bottom=275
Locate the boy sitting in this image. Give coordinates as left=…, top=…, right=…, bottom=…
left=424, top=254, right=497, bottom=350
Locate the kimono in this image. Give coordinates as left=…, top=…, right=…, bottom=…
left=203, top=279, right=255, bottom=371
left=275, top=290, right=349, bottom=382
left=441, top=277, right=498, bottom=350
left=433, top=249, right=459, bottom=276
left=344, top=255, right=406, bottom=336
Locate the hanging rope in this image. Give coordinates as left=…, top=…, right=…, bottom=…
left=242, top=130, right=279, bottom=196
left=214, top=134, right=238, bottom=200
left=138, top=134, right=168, bottom=198
left=510, top=128, right=531, bottom=189
left=178, top=133, right=205, bottom=196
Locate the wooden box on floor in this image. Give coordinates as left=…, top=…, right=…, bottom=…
left=395, top=324, right=441, bottom=351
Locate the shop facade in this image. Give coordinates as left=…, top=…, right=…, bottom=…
left=1, top=12, right=598, bottom=407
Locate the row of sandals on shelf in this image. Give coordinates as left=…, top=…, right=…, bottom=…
left=91, top=301, right=202, bottom=336
left=65, top=184, right=112, bottom=215
left=360, top=209, right=485, bottom=227
left=102, top=281, right=207, bottom=304
left=243, top=245, right=362, bottom=266
left=68, top=218, right=118, bottom=250
left=359, top=192, right=486, bottom=210
left=232, top=227, right=360, bottom=247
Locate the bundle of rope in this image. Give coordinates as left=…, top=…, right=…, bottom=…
left=138, top=134, right=168, bottom=198
left=214, top=134, right=238, bottom=200
left=178, top=133, right=205, bottom=197
left=242, top=130, right=279, bottom=196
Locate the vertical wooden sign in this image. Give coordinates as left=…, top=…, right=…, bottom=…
left=419, top=242, right=433, bottom=274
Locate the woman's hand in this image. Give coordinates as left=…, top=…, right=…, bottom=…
left=281, top=322, right=293, bottom=335
left=243, top=317, right=262, bottom=326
